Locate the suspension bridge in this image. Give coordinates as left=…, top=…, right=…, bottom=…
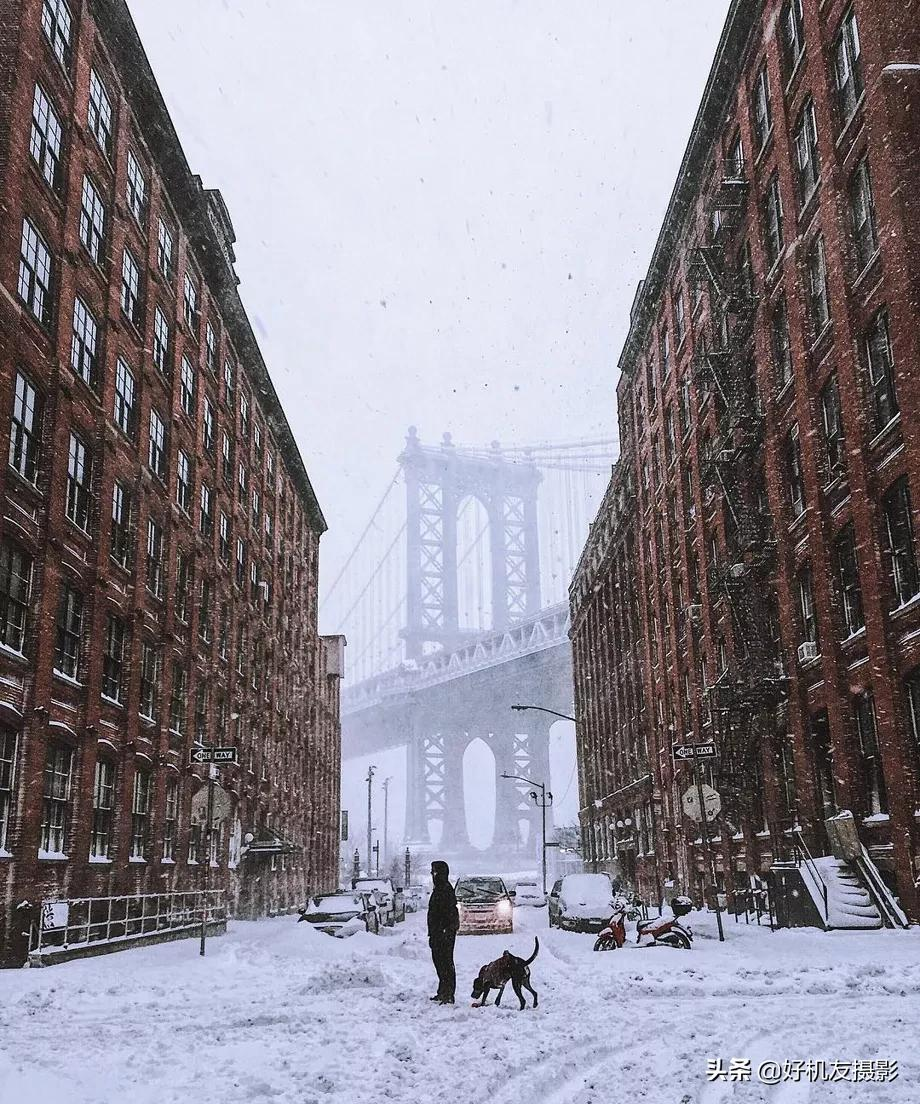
left=321, top=427, right=616, bottom=860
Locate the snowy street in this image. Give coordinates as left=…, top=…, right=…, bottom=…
left=2, top=907, right=918, bottom=1104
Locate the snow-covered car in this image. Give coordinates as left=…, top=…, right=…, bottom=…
left=548, top=873, right=616, bottom=933
left=404, top=884, right=430, bottom=913
left=352, top=878, right=406, bottom=926
left=513, top=880, right=546, bottom=907
left=299, top=892, right=381, bottom=937
left=455, top=876, right=514, bottom=935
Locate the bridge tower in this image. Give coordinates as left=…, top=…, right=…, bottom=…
left=399, top=428, right=546, bottom=856
left=399, top=427, right=542, bottom=658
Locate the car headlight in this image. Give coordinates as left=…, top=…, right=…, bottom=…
left=497, top=900, right=512, bottom=917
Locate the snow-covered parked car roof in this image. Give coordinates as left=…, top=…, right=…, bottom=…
left=560, top=873, right=613, bottom=903
left=304, top=894, right=366, bottom=913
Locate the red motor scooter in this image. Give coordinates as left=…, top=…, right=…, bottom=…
left=635, top=896, right=694, bottom=950
left=593, top=897, right=628, bottom=951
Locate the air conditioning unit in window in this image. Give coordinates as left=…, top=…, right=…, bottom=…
left=797, top=641, right=819, bottom=664
left=687, top=603, right=703, bottom=625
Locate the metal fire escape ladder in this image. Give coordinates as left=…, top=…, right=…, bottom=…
left=688, top=161, right=787, bottom=824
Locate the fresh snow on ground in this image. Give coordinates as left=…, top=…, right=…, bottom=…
left=1, top=907, right=919, bottom=1103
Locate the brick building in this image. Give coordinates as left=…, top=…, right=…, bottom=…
left=0, top=0, right=342, bottom=965
left=571, top=0, right=920, bottom=919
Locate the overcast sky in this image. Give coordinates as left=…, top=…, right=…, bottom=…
left=128, top=0, right=730, bottom=844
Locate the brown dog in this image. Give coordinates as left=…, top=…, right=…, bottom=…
left=471, top=937, right=539, bottom=1009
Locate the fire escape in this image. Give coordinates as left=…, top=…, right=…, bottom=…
left=687, top=158, right=789, bottom=839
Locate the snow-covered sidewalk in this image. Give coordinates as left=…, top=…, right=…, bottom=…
left=2, top=907, right=918, bottom=1103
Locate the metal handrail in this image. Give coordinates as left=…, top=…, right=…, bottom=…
left=793, top=831, right=829, bottom=920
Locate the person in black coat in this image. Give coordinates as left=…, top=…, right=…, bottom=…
left=427, top=859, right=459, bottom=1004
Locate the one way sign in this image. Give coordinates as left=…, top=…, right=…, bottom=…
left=673, top=743, right=717, bottom=762
left=189, top=746, right=238, bottom=766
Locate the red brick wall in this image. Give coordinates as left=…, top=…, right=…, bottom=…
left=0, top=0, right=340, bottom=965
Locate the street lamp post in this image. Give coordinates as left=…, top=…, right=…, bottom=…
left=500, top=772, right=553, bottom=897
left=365, top=764, right=377, bottom=877
left=511, top=704, right=576, bottom=723
left=382, top=777, right=392, bottom=873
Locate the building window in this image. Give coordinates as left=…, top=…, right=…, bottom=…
left=253, top=422, right=263, bottom=459
left=90, top=759, right=116, bottom=859
left=153, top=306, right=170, bottom=374
left=87, top=69, right=113, bottom=155
left=854, top=691, right=887, bottom=816
left=199, top=578, right=212, bottom=643
left=70, top=298, right=99, bottom=389
left=239, top=391, right=250, bottom=438
left=148, top=409, right=167, bottom=479
left=121, top=249, right=142, bottom=326
left=9, top=371, right=41, bottom=483
left=139, top=642, right=160, bottom=721
left=169, top=663, right=187, bottom=735
left=110, top=482, right=133, bottom=568
left=218, top=601, right=229, bottom=659
left=904, top=669, right=920, bottom=764
left=798, top=565, right=817, bottom=645
left=126, top=150, right=147, bottom=224
left=236, top=537, right=245, bottom=587
left=219, top=512, right=231, bottom=563
left=224, top=358, right=235, bottom=401
left=40, top=742, right=72, bottom=855
left=205, top=323, right=217, bottom=373
left=199, top=483, right=213, bottom=537
left=66, top=431, right=92, bottom=531
left=0, top=540, right=33, bottom=654
left=146, top=517, right=164, bottom=598
left=55, top=584, right=83, bottom=679
left=176, top=450, right=191, bottom=513
left=751, top=62, right=772, bottom=151
left=810, top=711, right=836, bottom=818
left=780, top=0, right=805, bottom=78
left=849, top=158, right=878, bottom=273
left=101, top=614, right=126, bottom=702
left=180, top=356, right=196, bottom=417
left=785, top=424, right=806, bottom=519
left=0, top=726, right=17, bottom=852
left=221, top=432, right=232, bottom=482
left=882, top=476, right=919, bottom=607
left=203, top=399, right=215, bottom=454
left=834, top=523, right=864, bottom=637
left=30, top=84, right=63, bottom=189
left=762, top=174, right=784, bottom=270
left=18, top=218, right=53, bottom=326
left=792, top=99, right=820, bottom=207
left=864, top=310, right=898, bottom=432
left=659, top=328, right=671, bottom=380
left=78, top=176, right=106, bottom=264
left=820, top=374, right=845, bottom=480
left=41, top=0, right=73, bottom=68
left=183, top=273, right=199, bottom=332
left=175, top=549, right=191, bottom=623
left=163, top=779, right=179, bottom=861
left=188, top=822, right=201, bottom=865
left=113, top=357, right=137, bottom=437
left=130, top=770, right=151, bottom=860
left=834, top=8, right=864, bottom=124
left=771, top=298, right=792, bottom=392
left=807, top=235, right=830, bottom=335
left=238, top=462, right=248, bottom=507
left=157, top=218, right=174, bottom=279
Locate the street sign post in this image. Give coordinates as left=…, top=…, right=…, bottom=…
left=675, top=741, right=725, bottom=942
left=189, top=746, right=238, bottom=766
left=190, top=745, right=237, bottom=955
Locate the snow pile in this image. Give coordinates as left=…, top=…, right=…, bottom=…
left=1, top=907, right=918, bottom=1103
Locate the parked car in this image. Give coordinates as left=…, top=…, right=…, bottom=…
left=513, top=880, right=546, bottom=907
left=455, top=875, right=514, bottom=935
left=352, top=878, right=406, bottom=926
left=298, top=892, right=381, bottom=937
left=548, top=873, right=616, bottom=933
left=404, top=884, right=430, bottom=913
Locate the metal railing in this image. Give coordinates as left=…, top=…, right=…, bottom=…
left=793, top=832, right=829, bottom=921
left=29, top=890, right=227, bottom=958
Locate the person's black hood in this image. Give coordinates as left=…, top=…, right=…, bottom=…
left=431, top=860, right=450, bottom=888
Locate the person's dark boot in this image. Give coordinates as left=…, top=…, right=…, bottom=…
left=438, top=996, right=455, bottom=1004
left=429, top=994, right=442, bottom=1001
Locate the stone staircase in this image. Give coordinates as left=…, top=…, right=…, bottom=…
left=806, top=856, right=883, bottom=929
